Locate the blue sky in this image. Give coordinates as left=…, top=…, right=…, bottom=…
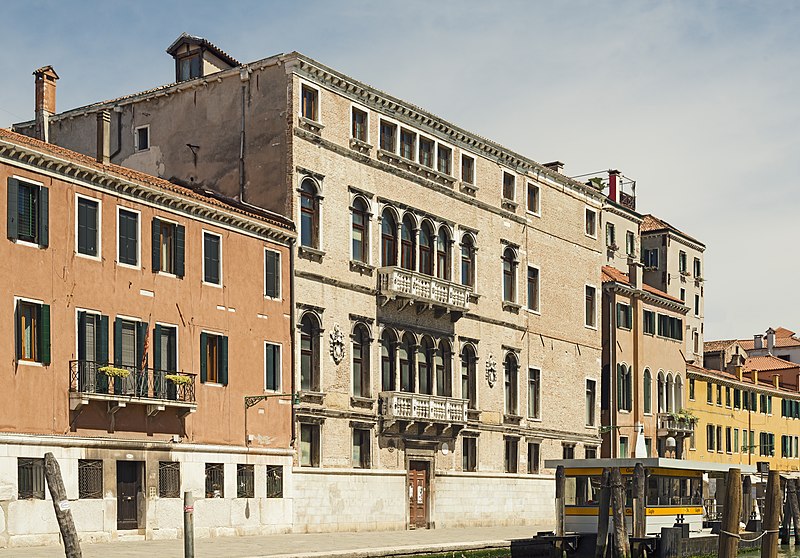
left=2, top=0, right=799, bottom=340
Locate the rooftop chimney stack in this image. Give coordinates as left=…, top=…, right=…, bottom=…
left=608, top=169, right=620, bottom=203
left=628, top=258, right=642, bottom=289
left=767, top=328, right=775, bottom=355
left=33, top=66, right=59, bottom=142
left=96, top=110, right=111, bottom=165
left=754, top=334, right=763, bottom=350
left=543, top=161, right=564, bottom=174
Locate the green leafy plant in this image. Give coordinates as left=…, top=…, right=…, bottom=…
left=669, top=409, right=699, bottom=424
left=165, top=374, right=192, bottom=386
left=98, top=365, right=131, bottom=378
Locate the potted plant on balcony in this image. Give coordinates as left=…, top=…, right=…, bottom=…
left=98, top=365, right=131, bottom=379
left=669, top=409, right=699, bottom=425
left=164, top=374, right=191, bottom=400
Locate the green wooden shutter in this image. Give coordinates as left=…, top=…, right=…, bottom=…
left=7, top=178, right=18, bottom=240
left=97, top=315, right=109, bottom=365
left=77, top=311, right=86, bottom=360
left=152, top=324, right=161, bottom=371
left=13, top=301, right=20, bottom=360
left=39, top=304, right=50, bottom=365
left=151, top=218, right=161, bottom=272
left=219, top=335, right=228, bottom=386
left=175, top=224, right=185, bottom=278
left=200, top=332, right=208, bottom=384
left=38, top=187, right=48, bottom=248
left=113, top=318, right=123, bottom=366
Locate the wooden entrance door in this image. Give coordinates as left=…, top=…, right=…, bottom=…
left=116, top=461, right=142, bottom=530
left=408, top=461, right=428, bottom=529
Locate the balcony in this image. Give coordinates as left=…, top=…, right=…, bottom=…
left=379, top=391, right=468, bottom=430
left=377, top=266, right=470, bottom=316
left=69, top=361, right=197, bottom=417
left=657, top=412, right=697, bottom=437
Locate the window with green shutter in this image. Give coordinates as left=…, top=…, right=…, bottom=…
left=265, top=342, right=281, bottom=391
left=77, top=196, right=99, bottom=257
left=118, top=208, right=139, bottom=266
left=8, top=178, right=48, bottom=247
left=201, top=333, right=228, bottom=385
left=15, top=300, right=50, bottom=364
left=151, top=218, right=185, bottom=277
left=264, top=249, right=281, bottom=298
left=203, top=232, right=221, bottom=285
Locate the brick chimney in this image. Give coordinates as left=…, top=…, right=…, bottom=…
left=628, top=258, right=642, bottom=289
left=766, top=328, right=775, bottom=355
left=96, top=111, right=111, bottom=165
left=608, top=169, right=620, bottom=203
left=543, top=161, right=564, bottom=174
left=773, top=374, right=780, bottom=389
left=754, top=334, right=763, bottom=350
left=33, top=66, right=58, bottom=142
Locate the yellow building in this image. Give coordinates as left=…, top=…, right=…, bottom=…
left=686, top=356, right=800, bottom=471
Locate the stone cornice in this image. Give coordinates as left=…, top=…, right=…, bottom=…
left=604, top=281, right=689, bottom=314
left=687, top=368, right=800, bottom=401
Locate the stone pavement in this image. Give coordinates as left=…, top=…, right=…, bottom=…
left=0, top=525, right=544, bottom=557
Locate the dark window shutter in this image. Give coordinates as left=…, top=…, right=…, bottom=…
left=77, top=311, right=86, bottom=360
left=219, top=335, right=229, bottom=386
left=77, top=200, right=87, bottom=254
left=200, top=332, right=208, bottom=383
left=151, top=218, right=161, bottom=272
left=97, top=315, right=109, bottom=365
left=113, top=318, right=123, bottom=366
left=152, top=324, right=161, bottom=371
left=14, top=301, right=20, bottom=360
left=7, top=178, right=18, bottom=240
left=175, top=224, right=185, bottom=278
left=38, top=187, right=48, bottom=248
left=39, top=304, right=50, bottom=365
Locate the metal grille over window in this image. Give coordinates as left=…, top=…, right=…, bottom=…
left=78, top=459, right=103, bottom=499
left=237, top=464, right=255, bottom=498
left=205, top=463, right=225, bottom=498
left=158, top=461, right=181, bottom=498
left=17, top=457, right=45, bottom=500
left=266, top=465, right=283, bottom=498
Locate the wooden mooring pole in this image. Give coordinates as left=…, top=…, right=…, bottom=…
left=788, top=478, right=800, bottom=545
left=555, top=465, right=566, bottom=537
left=43, top=452, right=82, bottom=558
left=762, top=470, right=782, bottom=558
left=611, top=467, right=631, bottom=558
left=743, top=474, right=753, bottom=526
left=184, top=491, right=195, bottom=558
left=718, top=467, right=741, bottom=558
left=781, top=476, right=790, bottom=545
left=595, top=468, right=611, bottom=558
left=632, top=463, right=646, bottom=539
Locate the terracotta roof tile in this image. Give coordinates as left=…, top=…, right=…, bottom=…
left=775, top=327, right=795, bottom=338
left=703, top=339, right=738, bottom=353
left=740, top=337, right=800, bottom=351
left=640, top=214, right=705, bottom=247
left=744, top=355, right=800, bottom=372
left=601, top=265, right=685, bottom=305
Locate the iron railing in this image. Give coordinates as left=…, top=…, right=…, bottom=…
left=69, top=360, right=196, bottom=403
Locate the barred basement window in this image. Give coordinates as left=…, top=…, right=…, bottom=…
left=236, top=464, right=254, bottom=498
left=159, top=461, right=181, bottom=498
left=78, top=459, right=103, bottom=499
left=18, top=457, right=45, bottom=499
left=266, top=465, right=283, bottom=498
left=205, top=463, right=225, bottom=498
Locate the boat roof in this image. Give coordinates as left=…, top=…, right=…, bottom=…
left=544, top=458, right=756, bottom=474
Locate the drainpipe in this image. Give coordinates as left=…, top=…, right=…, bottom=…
left=289, top=237, right=297, bottom=448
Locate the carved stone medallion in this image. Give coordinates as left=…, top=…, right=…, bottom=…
left=329, top=323, right=345, bottom=364
left=485, top=353, right=497, bottom=387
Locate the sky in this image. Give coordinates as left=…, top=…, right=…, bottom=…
left=2, top=0, right=798, bottom=341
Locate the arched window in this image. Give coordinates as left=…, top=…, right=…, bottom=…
left=399, top=333, right=414, bottom=392
left=351, top=198, right=369, bottom=263
left=300, top=178, right=320, bottom=248
left=643, top=368, right=652, bottom=414
left=418, top=336, right=434, bottom=395
left=436, top=339, right=452, bottom=397
left=352, top=324, right=370, bottom=397
left=461, top=344, right=477, bottom=409
left=657, top=372, right=665, bottom=413
left=461, top=234, right=476, bottom=288
left=381, top=329, right=397, bottom=391
left=300, top=313, right=321, bottom=391
left=504, top=352, right=518, bottom=415
left=616, top=364, right=632, bottom=412
left=675, top=375, right=683, bottom=412
left=381, top=209, right=397, bottom=267
left=666, top=373, right=674, bottom=413
left=401, top=215, right=416, bottom=271
left=502, top=247, right=518, bottom=302
left=419, top=222, right=434, bottom=276
left=436, top=228, right=451, bottom=280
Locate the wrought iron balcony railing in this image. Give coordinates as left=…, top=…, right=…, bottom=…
left=377, top=266, right=470, bottom=313
left=379, top=391, right=468, bottom=424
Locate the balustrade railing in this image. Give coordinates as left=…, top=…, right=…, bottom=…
left=380, top=391, right=467, bottom=423
left=378, top=267, right=470, bottom=311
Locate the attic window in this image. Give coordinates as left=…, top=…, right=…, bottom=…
left=178, top=53, right=202, bottom=82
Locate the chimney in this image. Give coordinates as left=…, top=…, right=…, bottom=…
left=773, top=374, right=780, bottom=389
left=754, top=334, right=763, bottom=350
left=96, top=111, right=111, bottom=165
left=628, top=259, right=642, bottom=289
left=608, top=169, right=620, bottom=203
left=543, top=161, right=564, bottom=174
left=33, top=66, right=59, bottom=142
left=767, top=328, right=775, bottom=355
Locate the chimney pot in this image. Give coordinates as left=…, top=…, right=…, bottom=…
left=96, top=111, right=111, bottom=165
left=774, top=374, right=780, bottom=389
left=608, top=169, right=620, bottom=203
left=754, top=334, right=763, bottom=350
left=33, top=66, right=58, bottom=142
left=628, top=259, right=642, bottom=289
left=767, top=329, right=775, bottom=355
left=543, top=161, right=564, bottom=174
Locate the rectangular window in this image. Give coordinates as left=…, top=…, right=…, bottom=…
left=158, top=461, right=181, bottom=498
left=645, top=438, right=653, bottom=457
left=707, top=383, right=713, bottom=404
left=706, top=425, right=715, bottom=451
left=643, top=310, right=655, bottom=335
left=202, top=231, right=221, bottom=285
left=118, top=208, right=139, bottom=266
left=78, top=459, right=103, bottom=499
left=266, top=465, right=283, bottom=498
left=301, top=85, right=318, bottom=121
left=17, top=458, right=45, bottom=499
left=527, top=442, right=540, bottom=473
left=419, top=137, right=434, bottom=168
left=656, top=313, right=683, bottom=341
left=694, top=295, right=700, bottom=317
left=726, top=427, right=732, bottom=453
left=135, top=126, right=149, bottom=151
left=585, top=286, right=597, bottom=328
left=205, top=463, right=224, bottom=498
left=351, top=107, right=368, bottom=142
left=586, top=379, right=596, bottom=426
left=151, top=218, right=185, bottom=277
left=626, top=231, right=635, bottom=257
left=694, top=257, right=702, bottom=277
left=504, top=438, right=518, bottom=473
left=734, top=429, right=739, bottom=453
left=726, top=387, right=731, bottom=408
left=689, top=433, right=695, bottom=451
left=8, top=179, right=48, bottom=247
left=463, top=437, right=477, bottom=472
left=742, top=430, right=748, bottom=453
left=201, top=332, right=228, bottom=385
left=264, top=249, right=281, bottom=299
left=606, top=223, right=616, bottom=248
left=502, top=172, right=515, bottom=201
left=689, top=378, right=695, bottom=400
left=642, top=248, right=659, bottom=268
left=379, top=120, right=397, bottom=152
left=585, top=447, right=597, bottom=459
left=680, top=288, right=686, bottom=302
left=265, top=342, right=281, bottom=391
left=76, top=196, right=100, bottom=257
left=400, top=128, right=416, bottom=160
left=528, top=368, right=541, bottom=419
left=437, top=144, right=451, bottom=175
left=679, top=251, right=688, bottom=273
left=619, top=436, right=629, bottom=458
left=716, top=425, right=723, bottom=452
left=236, top=464, right=255, bottom=498
left=461, top=154, right=475, bottom=185
left=352, top=429, right=371, bottom=469
left=693, top=332, right=700, bottom=354
left=717, top=384, right=722, bottom=406
left=15, top=299, right=50, bottom=364
left=527, top=267, right=540, bottom=312
left=527, top=183, right=540, bottom=214
left=300, top=423, right=320, bottom=467
left=563, top=444, right=575, bottom=459
left=734, top=389, right=741, bottom=409
left=750, top=430, right=755, bottom=455
left=585, top=208, right=597, bottom=237
left=616, top=303, right=632, bottom=329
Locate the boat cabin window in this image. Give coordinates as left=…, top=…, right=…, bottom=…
left=646, top=475, right=702, bottom=506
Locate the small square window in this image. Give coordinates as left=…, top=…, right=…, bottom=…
left=585, top=208, right=597, bottom=238
left=135, top=126, right=149, bottom=151
left=461, top=154, right=475, bottom=185
left=78, top=459, right=103, bottom=499
left=205, top=463, right=225, bottom=498
left=18, top=457, right=45, bottom=500
left=562, top=444, right=576, bottom=459
left=301, top=85, right=318, bottom=121
left=158, top=461, right=181, bottom=498
left=351, top=107, right=368, bottom=142
left=236, top=464, right=254, bottom=498
left=266, top=465, right=283, bottom=498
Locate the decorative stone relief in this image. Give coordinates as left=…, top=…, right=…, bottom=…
left=485, top=354, right=497, bottom=387
left=329, top=323, right=345, bottom=365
